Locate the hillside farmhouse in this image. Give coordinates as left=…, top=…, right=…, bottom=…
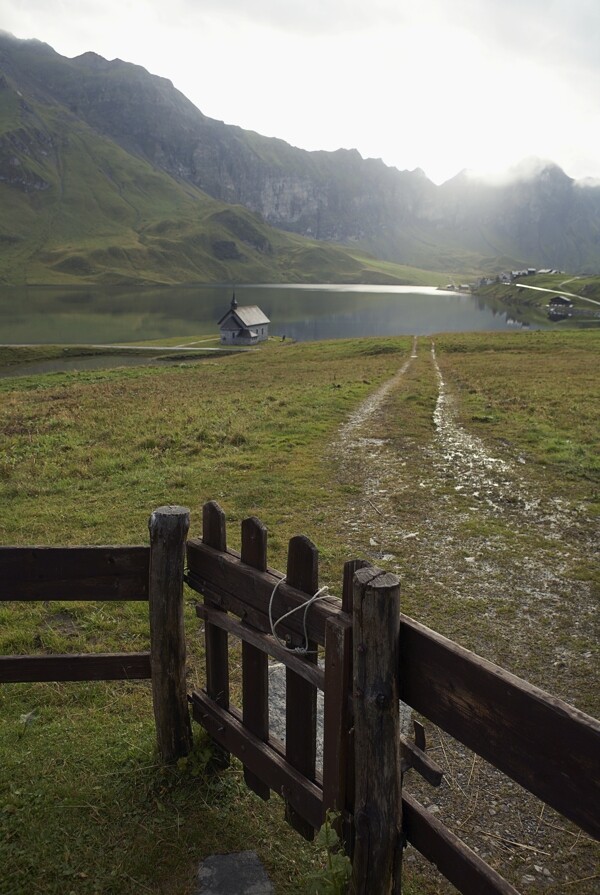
left=547, top=295, right=574, bottom=320
left=547, top=295, right=573, bottom=308
left=218, top=294, right=270, bottom=345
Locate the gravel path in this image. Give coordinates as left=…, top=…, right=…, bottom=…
left=327, top=338, right=599, bottom=894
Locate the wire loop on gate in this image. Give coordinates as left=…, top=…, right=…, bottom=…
left=268, top=576, right=331, bottom=654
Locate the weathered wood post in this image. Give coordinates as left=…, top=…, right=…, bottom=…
left=352, top=566, right=403, bottom=894
left=148, top=505, right=193, bottom=763
left=241, top=516, right=270, bottom=800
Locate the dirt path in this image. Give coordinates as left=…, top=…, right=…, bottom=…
left=330, top=338, right=599, bottom=894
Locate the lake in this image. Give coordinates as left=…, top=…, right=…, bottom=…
left=0, top=283, right=542, bottom=348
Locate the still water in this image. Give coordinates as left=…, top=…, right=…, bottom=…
left=0, top=283, right=538, bottom=348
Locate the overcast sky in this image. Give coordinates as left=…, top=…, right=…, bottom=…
left=2, top=0, right=599, bottom=184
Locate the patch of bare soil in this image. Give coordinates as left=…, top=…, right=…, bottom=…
left=329, top=339, right=599, bottom=894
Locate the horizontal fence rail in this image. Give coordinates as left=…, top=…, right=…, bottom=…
left=195, top=603, right=325, bottom=691
left=0, top=652, right=151, bottom=683
left=0, top=509, right=191, bottom=764
left=186, top=538, right=340, bottom=647
left=0, top=545, right=151, bottom=685
left=191, top=690, right=324, bottom=831
left=399, top=616, right=600, bottom=841
left=402, top=793, right=520, bottom=895
left=0, top=545, right=149, bottom=601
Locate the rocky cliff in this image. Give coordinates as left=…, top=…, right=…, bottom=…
left=2, top=32, right=600, bottom=277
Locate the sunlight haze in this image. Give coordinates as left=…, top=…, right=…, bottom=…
left=1, top=0, right=599, bottom=184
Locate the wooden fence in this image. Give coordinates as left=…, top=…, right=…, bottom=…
left=186, top=501, right=600, bottom=895
left=0, top=505, right=192, bottom=762
left=1, top=500, right=598, bottom=893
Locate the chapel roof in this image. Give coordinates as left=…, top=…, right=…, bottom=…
left=218, top=304, right=270, bottom=327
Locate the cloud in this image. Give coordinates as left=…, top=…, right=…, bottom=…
left=154, top=0, right=410, bottom=34
left=0, top=0, right=401, bottom=40
left=465, top=157, right=567, bottom=186
left=428, top=0, right=600, bottom=67
left=1, top=0, right=600, bottom=184
left=187, top=0, right=600, bottom=75
left=3, top=0, right=599, bottom=81
left=575, top=177, right=600, bottom=188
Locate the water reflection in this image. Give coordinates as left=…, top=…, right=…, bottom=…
left=0, top=283, right=545, bottom=347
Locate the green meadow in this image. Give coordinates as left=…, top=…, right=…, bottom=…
left=1, top=330, right=598, bottom=894
left=0, top=94, right=448, bottom=289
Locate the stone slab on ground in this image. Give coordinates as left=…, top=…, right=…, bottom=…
left=195, top=851, right=274, bottom=894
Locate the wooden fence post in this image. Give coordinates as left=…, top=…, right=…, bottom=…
left=352, top=566, right=403, bottom=895
left=148, top=505, right=193, bottom=763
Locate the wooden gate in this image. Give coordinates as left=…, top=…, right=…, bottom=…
left=2, top=500, right=598, bottom=892
left=186, top=500, right=600, bottom=894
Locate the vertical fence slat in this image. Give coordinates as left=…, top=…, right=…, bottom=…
left=323, top=560, right=367, bottom=845
left=202, top=500, right=230, bottom=767
left=341, top=558, right=366, bottom=856
left=352, top=566, right=403, bottom=895
left=322, top=613, right=353, bottom=845
left=148, top=505, right=193, bottom=763
left=241, top=516, right=270, bottom=801
left=285, top=535, right=318, bottom=840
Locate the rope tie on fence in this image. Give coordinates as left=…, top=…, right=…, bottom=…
left=269, top=576, right=331, bottom=654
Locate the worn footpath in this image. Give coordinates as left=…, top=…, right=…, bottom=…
left=329, top=337, right=599, bottom=895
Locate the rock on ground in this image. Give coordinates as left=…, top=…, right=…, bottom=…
left=195, top=851, right=273, bottom=894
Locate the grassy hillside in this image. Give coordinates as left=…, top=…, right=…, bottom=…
left=475, top=273, right=600, bottom=317
left=1, top=331, right=598, bottom=894
left=0, top=81, right=447, bottom=287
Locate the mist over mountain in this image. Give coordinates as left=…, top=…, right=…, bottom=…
left=1, top=32, right=600, bottom=283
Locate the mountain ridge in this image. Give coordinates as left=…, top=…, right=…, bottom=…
left=1, top=32, right=600, bottom=283
left=0, top=34, right=436, bottom=286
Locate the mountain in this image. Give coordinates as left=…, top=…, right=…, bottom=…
left=0, top=33, right=430, bottom=286
left=1, top=32, right=600, bottom=284
left=429, top=163, right=600, bottom=273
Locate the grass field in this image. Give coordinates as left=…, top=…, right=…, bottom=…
left=1, top=331, right=598, bottom=894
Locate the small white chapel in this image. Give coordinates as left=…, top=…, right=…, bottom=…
left=217, top=293, right=270, bottom=345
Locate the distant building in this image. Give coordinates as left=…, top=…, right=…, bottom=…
left=218, top=293, right=270, bottom=345
left=546, top=295, right=574, bottom=320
